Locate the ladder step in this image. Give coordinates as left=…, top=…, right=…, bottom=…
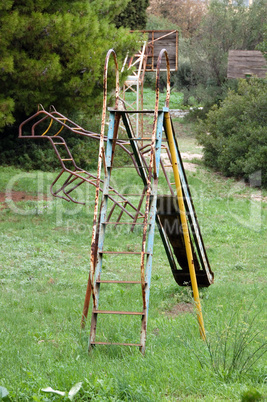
left=108, top=108, right=155, bottom=114
left=96, top=280, right=142, bottom=284
left=103, top=221, right=144, bottom=225
left=103, top=200, right=127, bottom=203
left=93, top=310, right=144, bottom=315
left=91, top=342, right=142, bottom=347
left=128, top=138, right=152, bottom=141
left=52, top=142, right=65, bottom=145
left=100, top=251, right=149, bottom=255
left=61, top=158, right=73, bottom=161
left=109, top=137, right=152, bottom=142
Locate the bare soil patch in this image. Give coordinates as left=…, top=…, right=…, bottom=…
left=182, top=162, right=198, bottom=172
left=167, top=302, right=194, bottom=316
left=181, top=152, right=202, bottom=161
left=161, top=152, right=201, bottom=172
left=0, top=191, right=49, bottom=209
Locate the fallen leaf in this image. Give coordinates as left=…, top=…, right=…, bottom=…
left=41, top=387, right=66, bottom=396
left=68, top=382, right=82, bottom=400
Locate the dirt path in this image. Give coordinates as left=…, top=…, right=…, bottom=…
left=161, top=151, right=202, bottom=172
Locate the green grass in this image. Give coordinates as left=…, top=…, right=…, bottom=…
left=123, top=87, right=184, bottom=111
left=0, top=126, right=266, bottom=401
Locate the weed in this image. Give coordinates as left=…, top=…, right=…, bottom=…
left=241, top=387, right=264, bottom=401
left=188, top=297, right=267, bottom=382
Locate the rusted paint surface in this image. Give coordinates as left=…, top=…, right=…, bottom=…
left=139, top=49, right=171, bottom=352
left=18, top=47, right=213, bottom=353
left=89, top=50, right=119, bottom=311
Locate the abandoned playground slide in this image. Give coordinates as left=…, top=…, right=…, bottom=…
left=19, top=48, right=214, bottom=355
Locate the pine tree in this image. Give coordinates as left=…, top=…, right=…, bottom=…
left=0, top=0, right=139, bottom=131
left=114, top=0, right=149, bottom=30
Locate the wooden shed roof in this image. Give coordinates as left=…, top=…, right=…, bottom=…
left=227, top=50, right=267, bottom=79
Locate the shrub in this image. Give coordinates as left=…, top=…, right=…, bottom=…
left=174, top=60, right=196, bottom=89
left=197, top=78, right=267, bottom=187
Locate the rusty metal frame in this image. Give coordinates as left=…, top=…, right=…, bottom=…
left=121, top=42, right=148, bottom=137
left=19, top=110, right=144, bottom=223
left=86, top=48, right=172, bottom=353
left=19, top=103, right=175, bottom=220
left=18, top=46, right=213, bottom=354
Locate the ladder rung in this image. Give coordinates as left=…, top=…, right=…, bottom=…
left=103, top=221, right=144, bottom=225
left=53, top=142, right=65, bottom=145
left=61, top=158, right=73, bottom=161
left=100, top=251, right=149, bottom=255
left=120, top=194, right=144, bottom=196
left=96, top=280, right=142, bottom=284
left=90, top=342, right=142, bottom=347
left=93, top=310, right=144, bottom=315
left=105, top=200, right=127, bottom=203
left=108, top=108, right=155, bottom=114
left=128, top=138, right=151, bottom=141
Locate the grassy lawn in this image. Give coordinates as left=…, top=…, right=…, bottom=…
left=0, top=119, right=266, bottom=401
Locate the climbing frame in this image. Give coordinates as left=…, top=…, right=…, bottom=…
left=18, top=48, right=214, bottom=354
left=83, top=49, right=213, bottom=353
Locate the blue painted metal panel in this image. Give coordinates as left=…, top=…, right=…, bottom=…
left=144, top=111, right=164, bottom=314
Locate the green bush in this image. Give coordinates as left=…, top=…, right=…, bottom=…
left=197, top=78, right=267, bottom=187
left=174, top=61, right=196, bottom=90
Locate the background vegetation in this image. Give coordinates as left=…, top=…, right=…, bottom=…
left=0, top=0, right=140, bottom=129
left=197, top=79, right=267, bottom=187
left=146, top=0, right=266, bottom=186
left=115, top=0, right=149, bottom=29
left=0, top=0, right=143, bottom=173
left=1, top=0, right=266, bottom=186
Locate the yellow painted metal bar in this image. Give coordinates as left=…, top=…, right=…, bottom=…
left=41, top=118, right=66, bottom=137
left=41, top=118, right=53, bottom=136
left=54, top=119, right=66, bottom=136
left=164, top=111, right=206, bottom=340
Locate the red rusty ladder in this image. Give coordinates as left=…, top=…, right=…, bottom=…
left=88, top=108, right=164, bottom=354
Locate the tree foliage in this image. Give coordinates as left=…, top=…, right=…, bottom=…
left=114, top=0, right=149, bottom=30
left=147, top=0, right=206, bottom=38
left=257, top=24, right=267, bottom=59
left=187, top=0, right=266, bottom=87
left=145, top=13, right=178, bottom=31
left=197, top=78, right=267, bottom=187
left=0, top=0, right=139, bottom=132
